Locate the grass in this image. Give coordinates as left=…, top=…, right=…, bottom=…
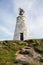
left=25, top=39, right=43, bottom=52
left=0, top=39, right=43, bottom=65
left=0, top=40, right=26, bottom=65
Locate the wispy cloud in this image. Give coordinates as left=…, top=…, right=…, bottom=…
left=14, top=0, right=43, bottom=38
left=0, top=25, right=13, bottom=36
left=0, top=0, right=43, bottom=40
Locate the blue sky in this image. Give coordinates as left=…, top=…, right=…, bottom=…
left=0, top=0, right=43, bottom=40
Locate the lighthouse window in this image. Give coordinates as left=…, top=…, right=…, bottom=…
left=20, top=33, right=24, bottom=40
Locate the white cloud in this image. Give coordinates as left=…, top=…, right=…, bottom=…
left=0, top=8, right=16, bottom=32
left=0, top=10, right=14, bottom=24
left=0, top=0, right=43, bottom=39
left=0, top=25, right=13, bottom=36
left=12, top=0, right=43, bottom=38
left=29, top=14, right=43, bottom=38
left=13, top=0, right=34, bottom=16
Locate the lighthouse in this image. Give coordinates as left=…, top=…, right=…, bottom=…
left=13, top=8, right=28, bottom=40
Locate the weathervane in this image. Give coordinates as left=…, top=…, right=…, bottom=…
left=19, top=8, right=25, bottom=15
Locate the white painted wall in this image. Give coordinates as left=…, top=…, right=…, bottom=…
left=13, top=15, right=28, bottom=40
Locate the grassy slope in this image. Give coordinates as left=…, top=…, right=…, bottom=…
left=0, top=40, right=26, bottom=65
left=0, top=39, right=43, bottom=65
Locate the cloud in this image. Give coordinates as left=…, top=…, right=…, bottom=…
left=29, top=14, right=43, bottom=38
left=0, top=25, right=13, bottom=36
left=0, top=0, right=43, bottom=40
left=0, top=0, right=15, bottom=40
left=0, top=10, right=14, bottom=25
left=0, top=1, right=16, bottom=31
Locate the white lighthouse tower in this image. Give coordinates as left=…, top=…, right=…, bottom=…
left=13, top=8, right=28, bottom=40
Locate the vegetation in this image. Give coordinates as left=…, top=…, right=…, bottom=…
left=0, top=39, right=43, bottom=65
left=25, top=39, right=43, bottom=53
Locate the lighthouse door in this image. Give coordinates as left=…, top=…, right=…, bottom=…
left=20, top=33, right=24, bottom=40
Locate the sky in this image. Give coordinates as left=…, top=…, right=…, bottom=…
left=0, top=0, right=43, bottom=40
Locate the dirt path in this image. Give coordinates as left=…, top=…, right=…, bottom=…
left=16, top=50, right=26, bottom=60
